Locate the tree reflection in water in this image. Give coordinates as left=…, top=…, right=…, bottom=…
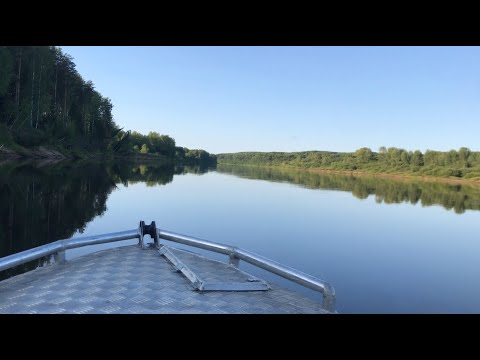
left=217, top=164, right=480, bottom=215
left=0, top=160, right=211, bottom=280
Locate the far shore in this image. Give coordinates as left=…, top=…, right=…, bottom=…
left=306, top=168, right=480, bottom=186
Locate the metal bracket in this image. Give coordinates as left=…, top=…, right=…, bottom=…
left=160, top=246, right=269, bottom=292
left=229, top=254, right=240, bottom=268
left=159, top=246, right=205, bottom=290
left=54, top=250, right=66, bottom=264
left=138, top=221, right=160, bottom=250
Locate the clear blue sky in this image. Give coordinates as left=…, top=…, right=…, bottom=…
left=62, top=46, right=480, bottom=154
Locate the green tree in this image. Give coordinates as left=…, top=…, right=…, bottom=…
left=445, top=150, right=458, bottom=165
left=140, top=144, right=149, bottom=154
left=459, top=147, right=471, bottom=166
left=400, top=150, right=410, bottom=164
left=0, top=47, right=13, bottom=97
left=355, top=147, right=373, bottom=162
left=0, top=46, right=123, bottom=153
left=411, top=150, right=424, bottom=166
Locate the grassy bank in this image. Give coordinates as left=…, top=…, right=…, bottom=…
left=306, top=167, right=480, bottom=185
left=217, top=148, right=480, bottom=183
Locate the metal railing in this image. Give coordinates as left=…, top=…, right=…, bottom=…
left=0, top=229, right=139, bottom=272
left=0, top=221, right=336, bottom=312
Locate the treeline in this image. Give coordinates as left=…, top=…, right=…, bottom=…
left=217, top=164, right=480, bottom=214
left=0, top=46, right=216, bottom=167
left=129, top=131, right=217, bottom=167
left=0, top=46, right=128, bottom=154
left=217, top=147, right=480, bottom=180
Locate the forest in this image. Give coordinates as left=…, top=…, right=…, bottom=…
left=129, top=131, right=216, bottom=167
left=217, top=147, right=480, bottom=181
left=0, top=46, right=216, bottom=167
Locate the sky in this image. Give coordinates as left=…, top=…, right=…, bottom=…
left=62, top=46, right=480, bottom=154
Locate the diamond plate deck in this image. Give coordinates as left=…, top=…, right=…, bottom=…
left=0, top=245, right=328, bottom=314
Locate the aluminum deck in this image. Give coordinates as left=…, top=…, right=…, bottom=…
left=0, top=245, right=328, bottom=314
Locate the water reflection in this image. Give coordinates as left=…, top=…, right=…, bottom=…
left=0, top=160, right=211, bottom=280
left=217, top=164, right=480, bottom=214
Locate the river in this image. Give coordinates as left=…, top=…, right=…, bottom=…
left=1, top=160, right=479, bottom=313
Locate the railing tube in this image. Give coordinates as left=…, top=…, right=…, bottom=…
left=157, top=228, right=336, bottom=312
left=233, top=248, right=336, bottom=312
left=0, top=241, right=63, bottom=272
left=0, top=229, right=139, bottom=272
left=158, top=230, right=232, bottom=255
left=63, top=229, right=139, bottom=250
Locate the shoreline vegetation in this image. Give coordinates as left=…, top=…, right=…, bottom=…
left=217, top=148, right=480, bottom=185
left=225, top=164, right=480, bottom=187
left=0, top=46, right=215, bottom=167
left=307, top=168, right=480, bottom=186
left=2, top=45, right=477, bottom=184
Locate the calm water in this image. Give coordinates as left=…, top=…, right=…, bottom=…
left=1, top=160, right=479, bottom=313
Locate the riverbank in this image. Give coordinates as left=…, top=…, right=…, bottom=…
left=0, top=142, right=173, bottom=163
left=0, top=144, right=68, bottom=160
left=306, top=168, right=480, bottom=186
left=217, top=149, right=480, bottom=184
